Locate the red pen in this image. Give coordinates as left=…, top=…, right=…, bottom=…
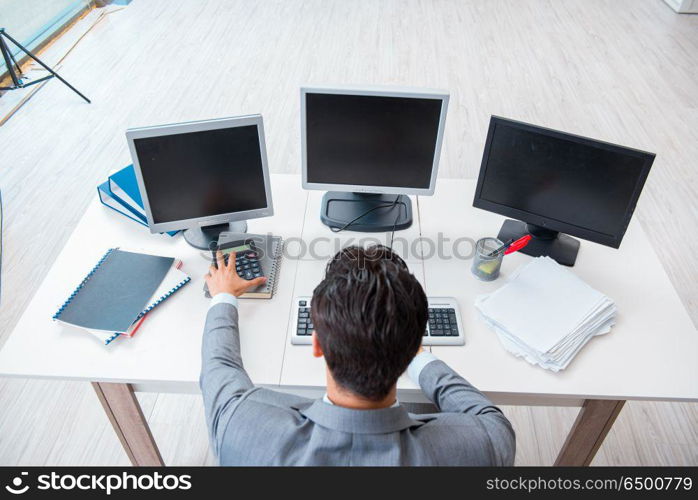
left=504, top=235, right=532, bottom=255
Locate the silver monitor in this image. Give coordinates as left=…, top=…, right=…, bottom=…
left=126, top=115, right=273, bottom=249
left=301, top=85, right=449, bottom=232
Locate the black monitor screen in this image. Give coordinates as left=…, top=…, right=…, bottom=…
left=305, top=93, right=443, bottom=189
left=134, top=125, right=267, bottom=224
left=479, top=121, right=651, bottom=240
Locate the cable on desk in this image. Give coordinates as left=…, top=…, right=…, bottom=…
left=329, top=196, right=400, bottom=234
left=329, top=195, right=402, bottom=250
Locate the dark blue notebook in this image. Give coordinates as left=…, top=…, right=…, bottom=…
left=53, top=249, right=177, bottom=334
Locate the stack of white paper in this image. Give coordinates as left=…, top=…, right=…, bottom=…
left=475, top=256, right=616, bottom=371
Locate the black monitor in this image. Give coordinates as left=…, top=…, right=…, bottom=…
left=302, top=86, right=449, bottom=232
left=473, top=116, right=655, bottom=266
left=127, top=115, right=274, bottom=249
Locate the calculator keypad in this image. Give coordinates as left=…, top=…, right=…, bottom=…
left=228, top=251, right=263, bottom=281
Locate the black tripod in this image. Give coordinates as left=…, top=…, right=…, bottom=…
left=0, top=28, right=90, bottom=103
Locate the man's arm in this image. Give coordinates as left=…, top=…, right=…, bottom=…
left=408, top=352, right=516, bottom=465
left=200, top=252, right=267, bottom=457
left=200, top=296, right=253, bottom=454
left=409, top=353, right=500, bottom=414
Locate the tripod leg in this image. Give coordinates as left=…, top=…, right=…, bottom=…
left=8, top=47, right=23, bottom=76
left=1, top=30, right=90, bottom=103
left=0, top=35, right=21, bottom=88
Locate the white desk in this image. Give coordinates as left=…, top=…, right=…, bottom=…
left=421, top=180, right=698, bottom=403
left=1, top=175, right=696, bottom=466
left=279, top=189, right=428, bottom=397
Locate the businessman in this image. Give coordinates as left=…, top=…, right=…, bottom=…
left=201, top=245, right=515, bottom=466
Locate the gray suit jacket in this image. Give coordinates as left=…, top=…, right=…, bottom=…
left=200, top=303, right=515, bottom=466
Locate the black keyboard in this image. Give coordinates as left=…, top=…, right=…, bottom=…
left=427, top=307, right=459, bottom=337
left=291, top=297, right=465, bottom=346
left=296, top=299, right=313, bottom=336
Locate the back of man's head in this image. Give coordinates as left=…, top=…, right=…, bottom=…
left=311, top=245, right=428, bottom=401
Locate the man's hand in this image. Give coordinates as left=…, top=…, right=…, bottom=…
left=205, top=251, right=267, bottom=298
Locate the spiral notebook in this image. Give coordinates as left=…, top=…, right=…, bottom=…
left=53, top=248, right=191, bottom=345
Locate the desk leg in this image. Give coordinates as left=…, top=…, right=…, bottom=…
left=554, top=399, right=625, bottom=466
left=92, top=382, right=164, bottom=466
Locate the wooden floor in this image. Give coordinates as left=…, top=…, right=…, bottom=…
left=0, top=0, right=696, bottom=466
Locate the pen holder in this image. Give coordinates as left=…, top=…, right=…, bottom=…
left=471, top=237, right=504, bottom=281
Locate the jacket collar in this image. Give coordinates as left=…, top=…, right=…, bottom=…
left=297, top=399, right=426, bottom=434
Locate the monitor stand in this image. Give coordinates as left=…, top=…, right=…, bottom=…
left=496, top=219, right=580, bottom=267
left=320, top=192, right=412, bottom=232
left=183, top=221, right=248, bottom=250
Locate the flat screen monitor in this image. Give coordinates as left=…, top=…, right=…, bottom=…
left=126, top=115, right=273, bottom=249
left=473, top=116, right=654, bottom=266
left=301, top=86, right=449, bottom=231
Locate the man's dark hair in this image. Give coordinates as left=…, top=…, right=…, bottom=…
left=311, top=245, right=428, bottom=401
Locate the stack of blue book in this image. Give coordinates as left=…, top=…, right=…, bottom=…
left=97, top=165, right=178, bottom=237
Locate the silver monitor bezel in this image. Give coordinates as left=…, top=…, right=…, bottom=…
left=301, top=85, right=449, bottom=196
left=125, top=115, right=274, bottom=234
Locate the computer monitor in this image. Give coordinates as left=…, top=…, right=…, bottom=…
left=301, top=86, right=449, bottom=232
left=473, top=116, right=655, bottom=266
left=126, top=115, right=273, bottom=249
